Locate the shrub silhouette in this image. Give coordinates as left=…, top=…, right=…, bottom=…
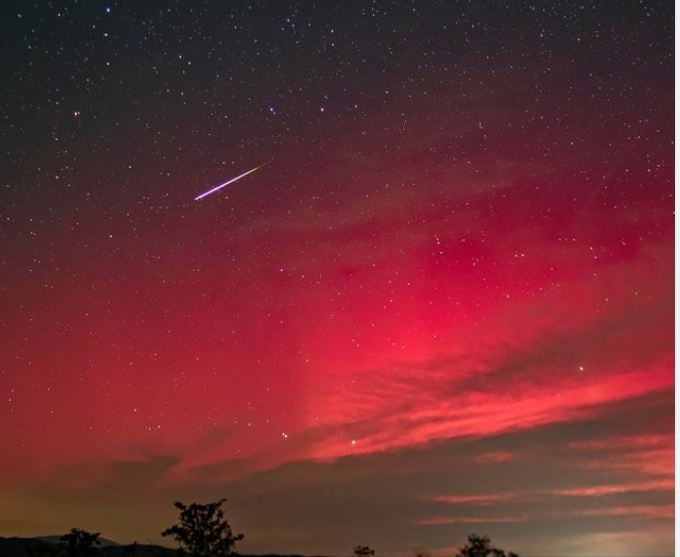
left=57, top=528, right=101, bottom=557
left=354, top=545, right=376, bottom=557
left=162, top=498, right=243, bottom=557
left=455, top=534, right=518, bottom=557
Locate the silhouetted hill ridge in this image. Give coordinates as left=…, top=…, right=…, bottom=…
left=0, top=537, right=330, bottom=557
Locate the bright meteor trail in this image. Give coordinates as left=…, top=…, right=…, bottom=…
left=194, top=164, right=264, bottom=201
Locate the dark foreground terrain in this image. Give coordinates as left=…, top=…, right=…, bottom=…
left=0, top=537, right=320, bottom=557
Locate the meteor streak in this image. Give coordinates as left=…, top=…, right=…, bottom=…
left=194, top=164, right=264, bottom=201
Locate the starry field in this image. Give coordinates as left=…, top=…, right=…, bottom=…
left=0, top=1, right=674, bottom=556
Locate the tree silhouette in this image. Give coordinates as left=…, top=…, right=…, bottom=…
left=455, top=534, right=518, bottom=557
left=57, top=528, right=101, bottom=557
left=354, top=545, right=376, bottom=557
left=162, top=498, right=243, bottom=557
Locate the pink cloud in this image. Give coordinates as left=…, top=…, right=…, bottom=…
left=577, top=505, right=674, bottom=519
left=429, top=492, right=519, bottom=505
left=546, top=479, right=674, bottom=497
left=417, top=515, right=528, bottom=526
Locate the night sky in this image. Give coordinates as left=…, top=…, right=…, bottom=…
left=0, top=1, right=674, bottom=556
